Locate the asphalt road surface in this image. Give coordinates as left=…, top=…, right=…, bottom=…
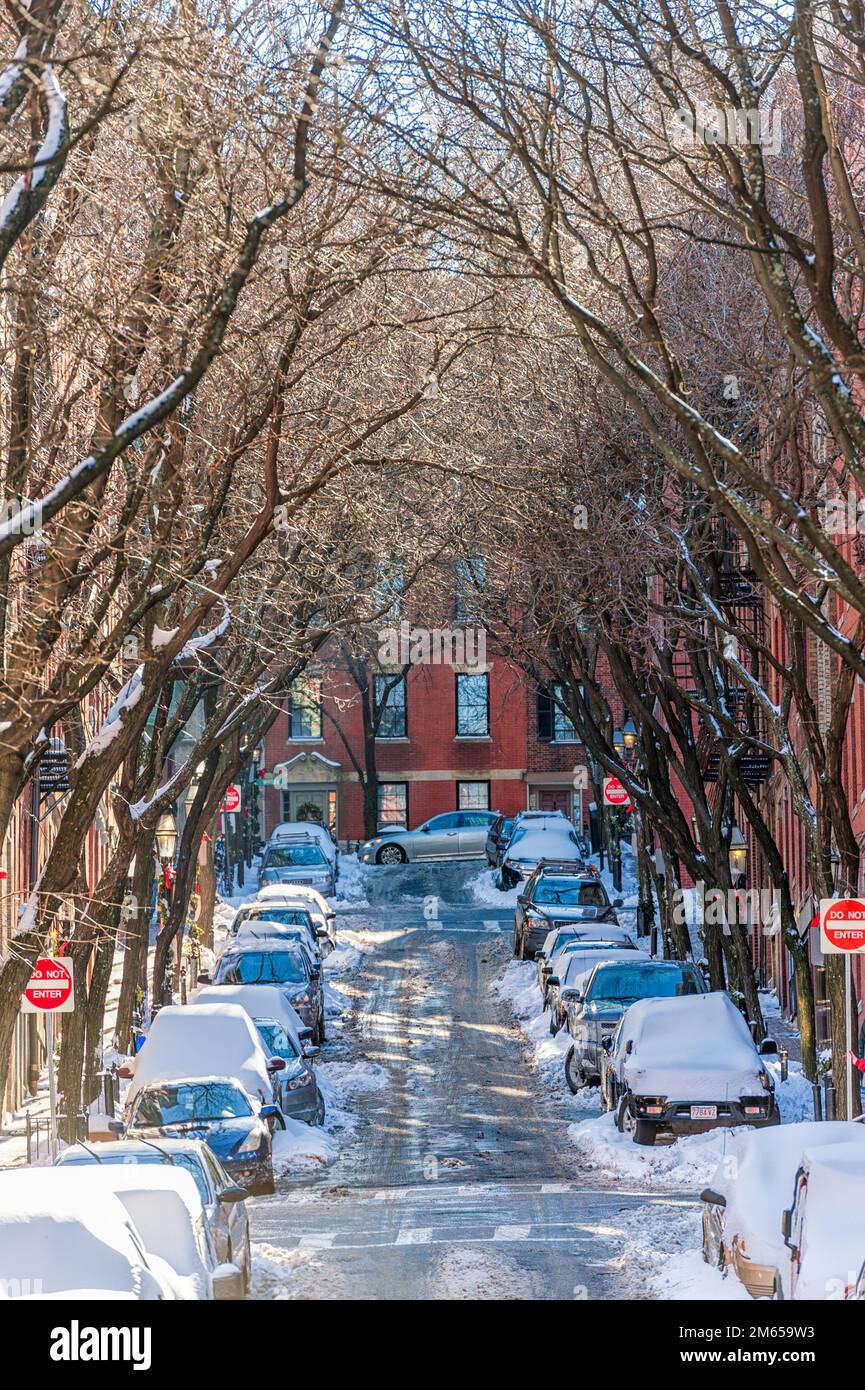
left=249, top=863, right=683, bottom=1299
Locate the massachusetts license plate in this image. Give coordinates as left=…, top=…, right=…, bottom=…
left=691, top=1105, right=717, bottom=1120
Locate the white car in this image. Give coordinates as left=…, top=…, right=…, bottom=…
left=499, top=823, right=582, bottom=887
left=0, top=1169, right=177, bottom=1300
left=546, top=942, right=648, bottom=1033
left=126, top=1003, right=280, bottom=1113
left=233, top=898, right=333, bottom=953
left=193, top=982, right=309, bottom=1050
left=701, top=1120, right=865, bottom=1298
left=232, top=916, right=321, bottom=960
left=782, top=1140, right=865, bottom=1300
left=253, top=884, right=336, bottom=944
left=601, top=991, right=780, bottom=1144
left=268, top=822, right=337, bottom=872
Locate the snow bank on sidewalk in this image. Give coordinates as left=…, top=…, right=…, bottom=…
left=619, top=1203, right=750, bottom=1300
left=330, top=853, right=372, bottom=909
left=467, top=864, right=520, bottom=906
left=271, top=1117, right=337, bottom=1174
left=492, top=960, right=601, bottom=1116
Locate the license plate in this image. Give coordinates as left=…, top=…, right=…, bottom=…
left=690, top=1104, right=717, bottom=1120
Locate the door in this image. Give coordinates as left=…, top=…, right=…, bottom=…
left=458, top=812, right=494, bottom=858
left=284, top=789, right=335, bottom=834
left=538, top=789, right=571, bottom=815
left=416, top=812, right=461, bottom=858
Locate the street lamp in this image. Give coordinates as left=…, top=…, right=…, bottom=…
left=155, top=812, right=178, bottom=863
left=729, top=824, right=748, bottom=883
left=612, top=727, right=625, bottom=756
left=622, top=716, right=638, bottom=749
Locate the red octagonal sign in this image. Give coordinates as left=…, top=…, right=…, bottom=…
left=223, top=785, right=241, bottom=813
left=22, top=956, right=74, bottom=1012
left=603, top=776, right=631, bottom=809
left=820, top=898, right=865, bottom=955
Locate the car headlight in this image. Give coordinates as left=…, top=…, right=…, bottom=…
left=292, top=992, right=312, bottom=1007
left=758, top=1070, right=773, bottom=1091
left=236, top=1124, right=267, bottom=1153
left=288, top=1071, right=314, bottom=1090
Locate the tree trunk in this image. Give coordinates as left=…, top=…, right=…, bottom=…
left=198, top=821, right=217, bottom=952
left=114, top=833, right=156, bottom=1053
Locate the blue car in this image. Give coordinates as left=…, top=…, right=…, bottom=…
left=121, top=1077, right=278, bottom=1195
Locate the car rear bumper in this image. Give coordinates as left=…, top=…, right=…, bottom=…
left=731, top=1242, right=779, bottom=1298
left=636, top=1096, right=779, bottom=1133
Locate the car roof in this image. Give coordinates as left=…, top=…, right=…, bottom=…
left=58, top=1137, right=212, bottom=1162
left=222, top=937, right=305, bottom=954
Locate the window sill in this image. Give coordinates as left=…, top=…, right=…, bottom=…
left=454, top=734, right=492, bottom=741
left=287, top=737, right=325, bottom=744
left=375, top=737, right=409, bottom=743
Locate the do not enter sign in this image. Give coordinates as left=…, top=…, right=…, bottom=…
left=22, top=957, right=75, bottom=1013
left=820, top=898, right=865, bottom=954
left=603, top=776, right=631, bottom=809
left=223, top=784, right=241, bottom=814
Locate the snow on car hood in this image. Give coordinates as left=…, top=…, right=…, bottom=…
left=620, top=991, right=765, bottom=1099
left=710, top=1121, right=865, bottom=1271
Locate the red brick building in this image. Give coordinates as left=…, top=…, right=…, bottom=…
left=259, top=645, right=592, bottom=845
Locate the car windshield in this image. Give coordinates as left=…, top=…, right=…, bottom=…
left=255, top=1021, right=300, bottom=1060
left=534, top=880, right=606, bottom=906
left=265, top=845, right=327, bottom=867
left=134, top=1082, right=252, bottom=1126
left=586, top=964, right=702, bottom=1002
left=215, top=950, right=308, bottom=985
left=60, top=1148, right=210, bottom=1203
left=245, top=908, right=310, bottom=927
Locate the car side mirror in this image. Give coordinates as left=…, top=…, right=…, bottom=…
left=197, top=972, right=212, bottom=984
left=107, top=1119, right=125, bottom=1135
left=613, top=898, right=623, bottom=907
left=326, top=912, right=336, bottom=921
left=516, top=895, right=527, bottom=906
left=547, top=975, right=560, bottom=988
left=700, top=1188, right=726, bottom=1208
left=217, top=1185, right=249, bottom=1205
left=781, top=1208, right=792, bottom=1243
left=259, top=1104, right=280, bottom=1120
left=421, top=825, right=430, bottom=832
left=310, top=966, right=320, bottom=979
left=267, top=1057, right=287, bottom=1072
left=302, top=1044, right=320, bottom=1059
left=212, top=1262, right=244, bottom=1301
left=759, top=1039, right=778, bottom=1056
left=314, top=925, right=329, bottom=938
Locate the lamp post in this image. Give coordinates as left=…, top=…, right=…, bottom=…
left=155, top=812, right=178, bottom=1007
left=729, top=824, right=748, bottom=888
left=622, top=717, right=637, bottom=750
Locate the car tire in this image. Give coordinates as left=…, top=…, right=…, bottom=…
left=616, top=1092, right=636, bottom=1136
left=549, top=1009, right=560, bottom=1037
left=314, top=1094, right=326, bottom=1127
left=565, top=1045, right=584, bottom=1094
left=377, top=844, right=407, bottom=865
left=513, top=932, right=521, bottom=958
left=633, top=1118, right=657, bottom=1146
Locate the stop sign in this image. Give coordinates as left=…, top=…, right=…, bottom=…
left=22, top=957, right=74, bottom=1013
left=603, top=776, right=631, bottom=808
left=820, top=898, right=865, bottom=954
left=223, top=784, right=241, bottom=813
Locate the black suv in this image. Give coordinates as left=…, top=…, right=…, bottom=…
left=513, top=860, right=621, bottom=958
left=563, top=958, right=706, bottom=1092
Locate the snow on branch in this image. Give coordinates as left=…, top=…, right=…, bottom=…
left=0, top=64, right=67, bottom=274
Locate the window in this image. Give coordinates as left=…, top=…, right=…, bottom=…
left=375, top=674, right=407, bottom=738
left=378, top=782, right=408, bottom=828
left=457, top=781, right=490, bottom=811
left=455, top=556, right=485, bottom=621
left=537, top=683, right=581, bottom=742
left=288, top=678, right=321, bottom=739
left=456, top=672, right=489, bottom=736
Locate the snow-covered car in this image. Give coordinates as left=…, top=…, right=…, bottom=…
left=536, top=920, right=631, bottom=988
left=700, top=1121, right=865, bottom=1299
left=485, top=812, right=515, bottom=866
left=56, top=1136, right=251, bottom=1291
left=500, top=826, right=584, bottom=890
left=540, top=925, right=636, bottom=996
left=601, top=991, right=780, bottom=1145
left=258, top=839, right=336, bottom=896
left=269, top=819, right=338, bottom=865
left=564, top=958, right=706, bottom=1092
left=514, top=863, right=617, bottom=958
left=546, top=942, right=647, bottom=1034
left=232, top=914, right=321, bottom=961
left=126, top=1003, right=283, bottom=1112
left=70, top=1166, right=244, bottom=1300
left=124, top=1077, right=278, bottom=1194
left=192, top=982, right=309, bottom=1050
left=0, top=1169, right=177, bottom=1300
left=251, top=886, right=337, bottom=947
left=359, top=809, right=499, bottom=864
left=205, top=939, right=325, bottom=1043
left=780, top=1140, right=865, bottom=1299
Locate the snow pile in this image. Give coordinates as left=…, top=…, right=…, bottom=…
left=330, top=853, right=371, bottom=908
left=569, top=1110, right=744, bottom=1188
left=619, top=1202, right=750, bottom=1301
left=317, top=1059, right=389, bottom=1138
left=491, top=960, right=600, bottom=1115
left=323, top=930, right=371, bottom=976
left=467, top=865, right=519, bottom=906
left=249, top=1243, right=311, bottom=1300
left=770, top=1060, right=816, bottom=1122
left=271, top=1117, right=337, bottom=1174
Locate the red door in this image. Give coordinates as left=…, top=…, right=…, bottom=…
left=538, top=790, right=571, bottom=815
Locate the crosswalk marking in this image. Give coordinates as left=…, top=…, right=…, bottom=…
left=395, top=1227, right=432, bottom=1244
left=493, top=1224, right=531, bottom=1241
left=298, top=1232, right=335, bottom=1248
left=541, top=1183, right=571, bottom=1194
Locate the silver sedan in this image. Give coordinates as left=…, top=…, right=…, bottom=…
left=360, top=810, right=499, bottom=864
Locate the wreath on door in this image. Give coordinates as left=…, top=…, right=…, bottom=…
left=295, top=801, right=324, bottom=823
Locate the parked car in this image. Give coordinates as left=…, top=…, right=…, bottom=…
left=500, top=827, right=584, bottom=890
left=485, top=813, right=515, bottom=866
left=700, top=1121, right=865, bottom=1299
left=258, top=838, right=336, bottom=896
left=0, top=1168, right=177, bottom=1299
left=268, top=821, right=338, bottom=875
left=546, top=943, right=647, bottom=1034
left=251, top=1016, right=325, bottom=1126
left=193, top=982, right=311, bottom=1051
left=127, top=1003, right=284, bottom=1112
left=123, top=1077, right=278, bottom=1195
left=781, top=1141, right=865, bottom=1299
left=564, top=958, right=706, bottom=1092
left=204, top=939, right=326, bottom=1043
left=252, top=885, right=337, bottom=947
left=514, top=862, right=618, bottom=957
left=233, top=901, right=330, bottom=956
left=234, top=915, right=321, bottom=962
left=359, top=809, right=499, bottom=864
left=601, top=991, right=780, bottom=1145
left=536, top=921, right=634, bottom=991
left=56, top=1136, right=252, bottom=1292
left=71, top=1166, right=243, bottom=1300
